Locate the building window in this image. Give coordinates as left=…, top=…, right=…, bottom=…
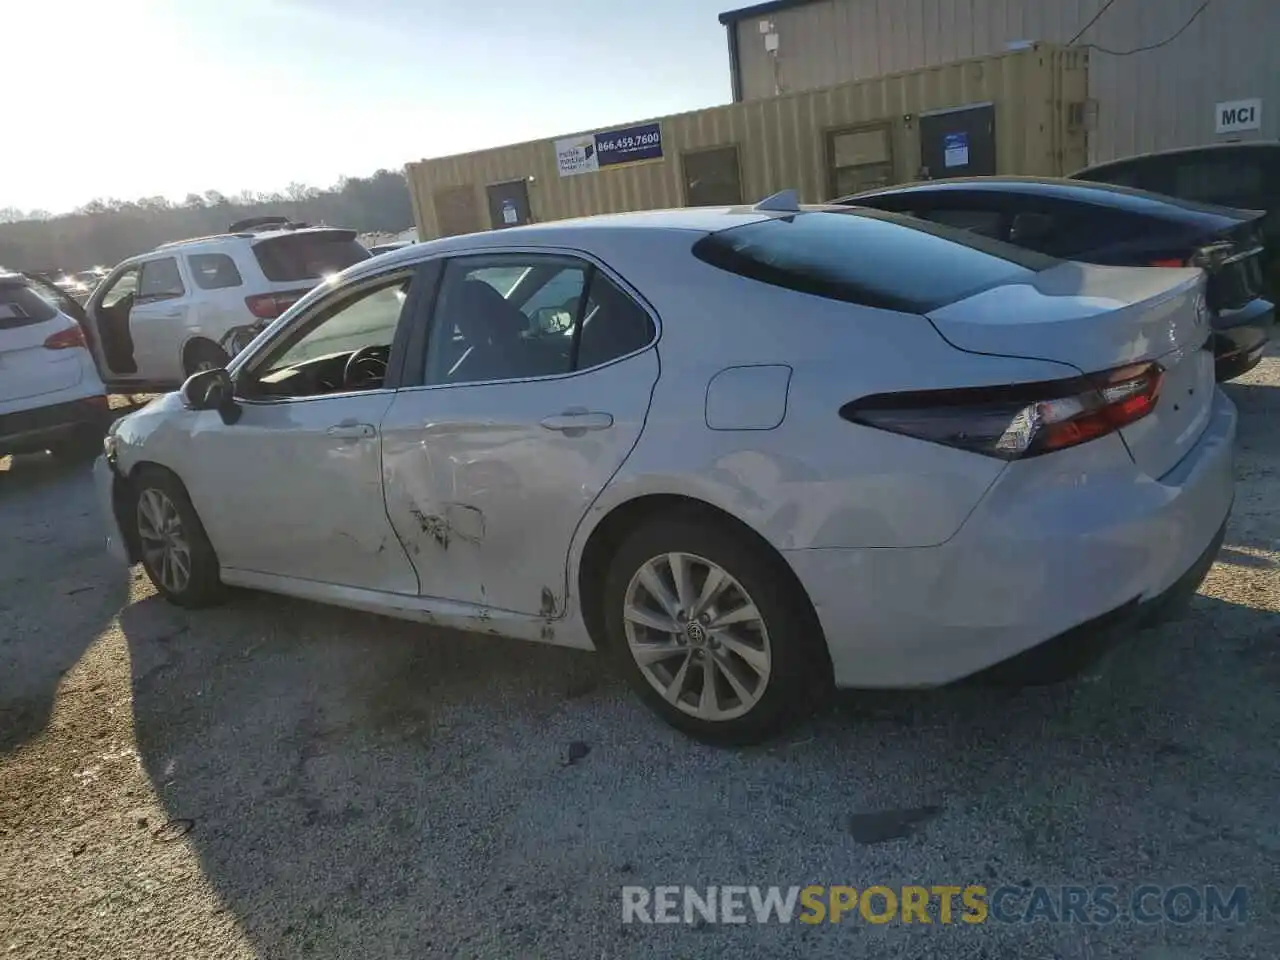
left=682, top=146, right=744, bottom=206
left=827, top=125, right=894, bottom=198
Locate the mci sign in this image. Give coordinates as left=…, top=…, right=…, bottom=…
left=1216, top=98, right=1262, bottom=134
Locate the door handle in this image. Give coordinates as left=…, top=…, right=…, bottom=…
left=539, top=410, right=614, bottom=434
left=326, top=421, right=376, bottom=440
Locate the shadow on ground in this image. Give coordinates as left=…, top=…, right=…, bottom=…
left=120, top=582, right=1280, bottom=959
left=0, top=453, right=130, bottom=754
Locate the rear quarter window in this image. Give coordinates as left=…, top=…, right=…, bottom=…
left=0, top=283, right=59, bottom=329
left=187, top=253, right=244, bottom=290
left=692, top=210, right=1055, bottom=313
left=252, top=232, right=371, bottom=282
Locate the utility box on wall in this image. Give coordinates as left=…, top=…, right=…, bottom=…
left=405, top=45, right=1087, bottom=240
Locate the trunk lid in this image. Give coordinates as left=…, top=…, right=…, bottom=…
left=0, top=315, right=85, bottom=403
left=926, top=261, right=1217, bottom=478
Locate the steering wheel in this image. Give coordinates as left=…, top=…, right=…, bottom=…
left=343, top=344, right=388, bottom=390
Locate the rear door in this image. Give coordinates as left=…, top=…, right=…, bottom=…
left=129, top=256, right=191, bottom=381
left=0, top=281, right=87, bottom=404
left=380, top=250, right=659, bottom=616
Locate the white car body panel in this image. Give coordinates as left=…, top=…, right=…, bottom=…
left=182, top=393, right=418, bottom=593
left=96, top=207, right=1237, bottom=687
left=380, top=348, right=659, bottom=617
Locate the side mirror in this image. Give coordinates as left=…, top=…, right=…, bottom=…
left=180, top=367, right=240, bottom=424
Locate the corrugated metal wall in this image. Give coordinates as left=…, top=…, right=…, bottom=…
left=406, top=46, right=1085, bottom=240
left=731, top=0, right=1280, bottom=163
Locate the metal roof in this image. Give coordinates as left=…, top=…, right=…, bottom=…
left=717, top=0, right=819, bottom=25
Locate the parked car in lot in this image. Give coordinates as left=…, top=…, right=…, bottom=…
left=95, top=198, right=1235, bottom=743
left=0, top=273, right=111, bottom=458
left=368, top=240, right=415, bottom=256
left=32, top=218, right=371, bottom=392
left=840, top=177, right=1272, bottom=380
left=1072, top=141, right=1280, bottom=301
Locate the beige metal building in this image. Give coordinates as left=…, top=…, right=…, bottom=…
left=721, top=0, right=1280, bottom=164
left=406, top=45, right=1085, bottom=240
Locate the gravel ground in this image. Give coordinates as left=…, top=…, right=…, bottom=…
left=1, top=366, right=1278, bottom=960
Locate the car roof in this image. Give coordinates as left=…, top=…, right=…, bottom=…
left=148, top=225, right=354, bottom=256
left=1075, top=140, right=1280, bottom=175
left=357, top=206, right=781, bottom=271
left=844, top=175, right=1260, bottom=223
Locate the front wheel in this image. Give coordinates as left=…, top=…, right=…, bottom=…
left=601, top=516, right=828, bottom=745
left=132, top=468, right=225, bottom=607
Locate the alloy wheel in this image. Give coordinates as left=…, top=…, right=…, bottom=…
left=622, top=551, right=772, bottom=722
left=136, top=487, right=192, bottom=594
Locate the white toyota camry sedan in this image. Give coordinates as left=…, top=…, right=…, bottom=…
left=94, top=197, right=1236, bottom=743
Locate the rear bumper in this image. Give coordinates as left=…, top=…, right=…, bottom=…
left=1212, top=298, right=1272, bottom=380
left=0, top=394, right=111, bottom=453
left=786, top=388, right=1237, bottom=689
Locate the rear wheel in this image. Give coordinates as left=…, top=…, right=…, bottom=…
left=131, top=467, right=224, bottom=607
left=601, top=516, right=827, bottom=745
left=183, top=341, right=230, bottom=377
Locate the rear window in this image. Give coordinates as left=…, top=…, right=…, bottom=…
left=692, top=210, right=1055, bottom=313
left=252, top=231, right=370, bottom=282
left=0, top=282, right=58, bottom=329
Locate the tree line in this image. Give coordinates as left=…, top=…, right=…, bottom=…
left=0, top=169, right=414, bottom=273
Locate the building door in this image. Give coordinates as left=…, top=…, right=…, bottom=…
left=919, top=104, right=997, bottom=180
left=486, top=180, right=532, bottom=230
left=682, top=146, right=743, bottom=206
left=826, top=124, right=894, bottom=198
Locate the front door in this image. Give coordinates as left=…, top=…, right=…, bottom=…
left=380, top=251, right=659, bottom=616
left=486, top=180, right=532, bottom=230
left=129, top=256, right=191, bottom=382
left=919, top=104, right=997, bottom=180
left=181, top=269, right=422, bottom=592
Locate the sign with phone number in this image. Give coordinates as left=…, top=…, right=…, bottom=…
left=555, top=122, right=663, bottom=177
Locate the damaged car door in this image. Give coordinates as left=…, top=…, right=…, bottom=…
left=181, top=268, right=422, bottom=593
left=380, top=252, right=659, bottom=617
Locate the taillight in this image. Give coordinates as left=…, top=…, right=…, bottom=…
left=842, top=362, right=1164, bottom=460
left=244, top=292, right=302, bottom=320
left=1148, top=257, right=1188, bottom=268
left=43, top=326, right=86, bottom=350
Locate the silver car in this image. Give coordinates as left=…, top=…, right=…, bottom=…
left=95, top=197, right=1235, bottom=743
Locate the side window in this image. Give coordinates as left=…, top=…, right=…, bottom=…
left=136, top=258, right=185, bottom=301
left=424, top=256, right=585, bottom=386
left=576, top=273, right=656, bottom=369
left=915, top=208, right=1005, bottom=239
left=98, top=267, right=138, bottom=309
left=245, top=275, right=410, bottom=399
left=422, top=256, right=655, bottom=386
left=187, top=253, right=243, bottom=291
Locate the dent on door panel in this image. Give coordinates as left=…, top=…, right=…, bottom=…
left=379, top=349, right=660, bottom=617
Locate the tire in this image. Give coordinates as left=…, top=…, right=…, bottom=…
left=600, top=514, right=828, bottom=745
left=183, top=341, right=230, bottom=377
left=131, top=467, right=225, bottom=607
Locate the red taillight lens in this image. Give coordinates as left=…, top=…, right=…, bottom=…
left=244, top=292, right=302, bottom=320
left=43, top=325, right=86, bottom=350
left=843, top=362, right=1164, bottom=460
left=1148, top=257, right=1189, bottom=268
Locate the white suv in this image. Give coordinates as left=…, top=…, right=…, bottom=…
left=0, top=273, right=111, bottom=458
left=64, top=218, right=369, bottom=390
